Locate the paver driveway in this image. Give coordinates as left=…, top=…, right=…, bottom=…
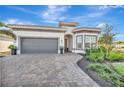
left=1, top=53, right=99, bottom=87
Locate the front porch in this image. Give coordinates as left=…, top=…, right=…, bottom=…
left=64, top=34, right=73, bottom=53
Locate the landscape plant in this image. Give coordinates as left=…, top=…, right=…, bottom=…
left=8, top=45, right=17, bottom=50
left=8, top=45, right=17, bottom=55
left=0, top=22, right=16, bottom=40
left=86, top=49, right=104, bottom=62
left=87, top=63, right=124, bottom=87
left=84, top=24, right=124, bottom=87
left=98, top=24, right=116, bottom=58
left=85, top=24, right=124, bottom=62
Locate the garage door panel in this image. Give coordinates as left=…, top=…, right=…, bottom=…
left=21, top=38, right=58, bottom=54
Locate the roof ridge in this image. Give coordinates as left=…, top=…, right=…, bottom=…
left=7, top=24, right=61, bottom=29
left=76, top=27, right=101, bottom=29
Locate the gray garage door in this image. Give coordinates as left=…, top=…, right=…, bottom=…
left=21, top=37, right=58, bottom=54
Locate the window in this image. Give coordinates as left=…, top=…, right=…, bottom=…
left=85, top=36, right=91, bottom=49
left=85, top=35, right=97, bottom=49
left=76, top=35, right=83, bottom=49
left=91, top=36, right=97, bottom=48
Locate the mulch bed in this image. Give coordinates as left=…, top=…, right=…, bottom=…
left=77, top=57, right=114, bottom=87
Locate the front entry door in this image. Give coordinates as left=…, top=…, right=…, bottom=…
left=64, top=39, right=68, bottom=52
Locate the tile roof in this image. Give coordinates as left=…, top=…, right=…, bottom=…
left=7, top=24, right=66, bottom=31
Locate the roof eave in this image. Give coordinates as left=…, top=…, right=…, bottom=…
left=7, top=24, right=66, bottom=32
left=73, top=28, right=101, bottom=33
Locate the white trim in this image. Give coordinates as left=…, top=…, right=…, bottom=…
left=8, top=24, right=66, bottom=31
left=14, top=30, right=64, bottom=54
left=73, top=28, right=101, bottom=32
left=19, top=36, right=59, bottom=54
left=72, top=33, right=99, bottom=54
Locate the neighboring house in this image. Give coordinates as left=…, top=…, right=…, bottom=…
left=0, top=34, right=13, bottom=54
left=7, top=22, right=101, bottom=54
left=113, top=42, right=124, bottom=48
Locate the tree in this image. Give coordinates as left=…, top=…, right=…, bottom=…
left=98, top=24, right=117, bottom=58
left=0, top=22, right=16, bottom=40
left=0, top=22, right=5, bottom=26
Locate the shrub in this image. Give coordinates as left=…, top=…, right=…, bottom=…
left=85, top=49, right=91, bottom=55
left=110, top=73, right=124, bottom=87
left=85, top=48, right=106, bottom=62
left=121, top=46, right=124, bottom=48
left=99, top=71, right=110, bottom=80
left=86, top=52, right=104, bottom=62
left=85, top=48, right=101, bottom=55
left=87, top=63, right=112, bottom=80
left=8, top=45, right=17, bottom=50
left=87, top=63, right=124, bottom=86
left=87, top=63, right=112, bottom=73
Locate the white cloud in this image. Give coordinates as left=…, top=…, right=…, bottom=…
left=99, top=5, right=124, bottom=10
left=116, top=34, right=124, bottom=38
left=69, top=6, right=112, bottom=26
left=88, top=12, right=104, bottom=18
left=96, top=23, right=106, bottom=28
left=70, top=11, right=105, bottom=23
left=41, top=5, right=71, bottom=23
left=3, top=19, right=35, bottom=25
left=43, top=20, right=58, bottom=24
left=8, top=6, right=38, bottom=15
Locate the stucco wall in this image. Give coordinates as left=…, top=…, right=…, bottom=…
left=68, top=35, right=73, bottom=51
left=0, top=40, right=13, bottom=52
left=13, top=30, right=65, bottom=54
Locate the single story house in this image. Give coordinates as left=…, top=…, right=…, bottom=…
left=7, top=22, right=101, bottom=54
left=112, top=42, right=124, bottom=48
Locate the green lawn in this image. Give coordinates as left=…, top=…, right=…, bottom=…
left=112, top=64, right=124, bottom=76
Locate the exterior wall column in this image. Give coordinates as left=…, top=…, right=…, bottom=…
left=83, top=34, right=85, bottom=50
left=73, top=34, right=75, bottom=49
left=16, top=36, right=21, bottom=54
left=58, top=35, right=64, bottom=54
left=72, top=34, right=76, bottom=53
left=96, top=35, right=98, bottom=48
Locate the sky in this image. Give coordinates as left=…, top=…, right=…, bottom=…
left=0, top=5, right=124, bottom=41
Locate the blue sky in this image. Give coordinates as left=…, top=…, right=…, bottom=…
left=0, top=5, right=124, bottom=41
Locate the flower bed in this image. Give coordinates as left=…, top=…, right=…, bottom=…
left=78, top=48, right=124, bottom=87
left=77, top=57, right=124, bottom=87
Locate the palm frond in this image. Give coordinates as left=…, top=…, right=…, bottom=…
left=0, top=22, right=16, bottom=40
left=0, top=30, right=16, bottom=40
left=0, top=22, right=5, bottom=27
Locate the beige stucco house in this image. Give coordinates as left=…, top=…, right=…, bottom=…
left=7, top=22, right=101, bottom=54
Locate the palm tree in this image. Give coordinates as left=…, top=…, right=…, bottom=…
left=0, top=22, right=16, bottom=40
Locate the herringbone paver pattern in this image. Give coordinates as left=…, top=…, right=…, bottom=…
left=1, top=53, right=99, bottom=87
